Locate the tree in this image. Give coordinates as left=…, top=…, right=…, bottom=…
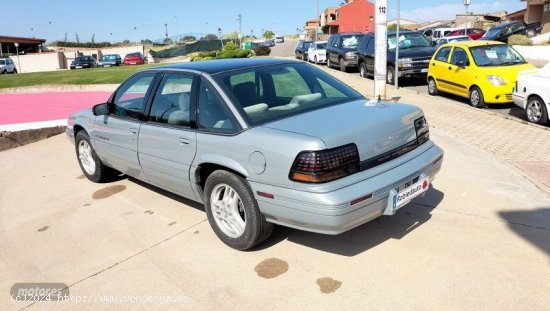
left=91, top=33, right=95, bottom=43
left=224, top=31, right=239, bottom=40
left=162, top=37, right=173, bottom=45
left=201, top=34, right=219, bottom=40
left=75, top=32, right=80, bottom=44
left=64, top=32, right=68, bottom=42
left=122, top=39, right=131, bottom=45
left=263, top=30, right=275, bottom=39
left=180, top=35, right=197, bottom=42
left=141, top=39, right=154, bottom=44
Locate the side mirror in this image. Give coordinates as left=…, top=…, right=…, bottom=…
left=333, top=44, right=339, bottom=48
left=92, top=103, right=110, bottom=116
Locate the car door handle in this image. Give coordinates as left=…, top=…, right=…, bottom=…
left=448, top=66, right=452, bottom=70
left=129, top=128, right=138, bottom=134
left=179, top=137, right=190, bottom=145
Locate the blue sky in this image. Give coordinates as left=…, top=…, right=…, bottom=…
left=0, top=0, right=524, bottom=42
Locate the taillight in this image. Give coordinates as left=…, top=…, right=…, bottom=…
left=290, top=144, right=360, bottom=183
left=415, top=116, right=430, bottom=145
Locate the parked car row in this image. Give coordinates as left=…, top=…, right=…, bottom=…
left=70, top=52, right=145, bottom=69
left=299, top=30, right=547, bottom=125
left=0, top=58, right=17, bottom=74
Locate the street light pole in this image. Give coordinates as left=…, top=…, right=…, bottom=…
left=165, top=23, right=168, bottom=38
left=218, top=27, right=223, bottom=48
left=316, top=0, right=319, bottom=41
left=395, top=0, right=400, bottom=88
left=14, top=42, right=21, bottom=73
left=464, top=0, right=470, bottom=33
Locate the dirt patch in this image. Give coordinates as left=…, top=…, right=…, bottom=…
left=77, top=175, right=85, bottom=179
left=37, top=226, right=50, bottom=232
left=168, top=222, right=177, bottom=226
left=144, top=210, right=154, bottom=215
left=92, top=185, right=126, bottom=199
left=193, top=230, right=199, bottom=234
left=0, top=126, right=66, bottom=152
left=254, top=258, right=289, bottom=279
left=316, top=277, right=342, bottom=294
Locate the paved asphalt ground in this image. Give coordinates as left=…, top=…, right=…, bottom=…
left=1, top=41, right=549, bottom=309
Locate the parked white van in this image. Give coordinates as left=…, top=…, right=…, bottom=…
left=431, top=27, right=459, bottom=41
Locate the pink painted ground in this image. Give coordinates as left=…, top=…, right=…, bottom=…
left=0, top=92, right=111, bottom=125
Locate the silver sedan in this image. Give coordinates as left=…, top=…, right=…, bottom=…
left=66, top=58, right=443, bottom=250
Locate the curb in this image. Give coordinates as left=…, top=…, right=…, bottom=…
left=0, top=126, right=67, bottom=152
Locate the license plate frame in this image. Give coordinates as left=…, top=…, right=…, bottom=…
left=384, top=174, right=430, bottom=215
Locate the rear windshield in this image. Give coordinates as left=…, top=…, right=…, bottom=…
left=214, top=63, right=362, bottom=126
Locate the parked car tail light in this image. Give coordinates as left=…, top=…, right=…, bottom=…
left=415, top=116, right=430, bottom=145
left=290, top=144, right=360, bottom=183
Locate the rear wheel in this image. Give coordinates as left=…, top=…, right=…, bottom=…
left=204, top=170, right=273, bottom=250
left=469, top=86, right=486, bottom=108
left=427, top=77, right=438, bottom=95
left=525, top=95, right=548, bottom=125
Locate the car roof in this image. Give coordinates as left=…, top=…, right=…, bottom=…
left=440, top=40, right=504, bottom=48
left=151, top=58, right=303, bottom=75
left=492, top=21, right=521, bottom=29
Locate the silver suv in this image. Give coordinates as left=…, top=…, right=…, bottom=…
left=0, top=58, right=17, bottom=74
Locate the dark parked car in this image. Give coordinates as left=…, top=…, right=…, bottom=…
left=295, top=40, right=314, bottom=61
left=326, top=32, right=364, bottom=72
left=123, top=52, right=146, bottom=65
left=98, top=54, right=122, bottom=67
left=357, top=31, right=436, bottom=84
left=70, top=56, right=97, bottom=69
left=481, top=21, right=542, bottom=42
left=448, top=28, right=485, bottom=40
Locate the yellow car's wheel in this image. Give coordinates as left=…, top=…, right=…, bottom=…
left=469, top=86, right=486, bottom=108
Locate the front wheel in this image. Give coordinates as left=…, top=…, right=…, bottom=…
left=75, top=131, right=110, bottom=182
left=386, top=65, right=395, bottom=85
left=339, top=58, right=347, bottom=72
left=327, top=57, right=332, bottom=68
left=525, top=95, right=549, bottom=125
left=204, top=170, right=274, bottom=250
left=359, top=62, right=367, bottom=78
left=469, top=86, right=486, bottom=108
left=526, top=29, right=536, bottom=38
left=314, top=56, right=318, bottom=65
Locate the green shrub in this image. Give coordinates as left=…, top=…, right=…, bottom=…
left=222, top=42, right=239, bottom=51
left=253, top=46, right=271, bottom=56
left=508, top=34, right=532, bottom=46
left=191, top=48, right=250, bottom=61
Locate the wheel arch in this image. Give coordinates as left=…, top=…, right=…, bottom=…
left=194, top=160, right=249, bottom=193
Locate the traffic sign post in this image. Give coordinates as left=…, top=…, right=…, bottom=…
left=374, top=0, right=388, bottom=101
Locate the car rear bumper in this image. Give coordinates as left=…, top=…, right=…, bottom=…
left=251, top=143, right=444, bottom=235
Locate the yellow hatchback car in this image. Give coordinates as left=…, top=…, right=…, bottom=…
left=427, top=41, right=534, bottom=107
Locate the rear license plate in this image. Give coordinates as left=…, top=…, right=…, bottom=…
left=394, top=177, right=429, bottom=209
left=130, top=62, right=136, bottom=65
left=76, top=66, right=82, bottom=69
left=104, top=64, right=110, bottom=67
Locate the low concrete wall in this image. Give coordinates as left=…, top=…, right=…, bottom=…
left=0, top=84, right=118, bottom=93
left=513, top=45, right=550, bottom=61
left=10, top=52, right=65, bottom=73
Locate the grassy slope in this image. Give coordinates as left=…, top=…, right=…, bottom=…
left=0, top=64, right=161, bottom=89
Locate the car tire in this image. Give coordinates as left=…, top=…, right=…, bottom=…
left=204, top=170, right=274, bottom=250
left=339, top=57, right=347, bottom=72
left=314, top=56, right=318, bottom=65
left=526, top=29, right=536, bottom=38
left=359, top=62, right=368, bottom=78
left=469, top=86, right=486, bottom=108
left=525, top=95, right=549, bottom=125
left=386, top=65, right=395, bottom=85
left=1, top=70, right=5, bottom=74
left=13, top=68, right=17, bottom=74
left=302, top=54, right=306, bottom=61
left=427, top=77, right=438, bottom=95
left=327, top=56, right=332, bottom=68
left=75, top=131, right=110, bottom=183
